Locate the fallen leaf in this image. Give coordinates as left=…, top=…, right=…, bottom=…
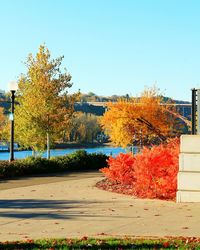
left=81, top=236, right=88, bottom=241
left=109, top=208, right=115, bottom=211
left=163, top=242, right=170, bottom=248
left=26, top=239, right=34, bottom=243
left=97, top=232, right=107, bottom=236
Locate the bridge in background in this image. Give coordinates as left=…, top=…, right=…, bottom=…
left=75, top=102, right=192, bottom=120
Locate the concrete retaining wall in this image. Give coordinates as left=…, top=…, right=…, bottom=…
left=177, top=135, right=200, bottom=202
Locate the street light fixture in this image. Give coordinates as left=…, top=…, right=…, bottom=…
left=8, top=81, right=18, bottom=162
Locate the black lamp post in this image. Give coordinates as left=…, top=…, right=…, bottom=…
left=9, top=81, right=18, bottom=162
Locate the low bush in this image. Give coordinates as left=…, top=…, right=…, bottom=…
left=0, top=150, right=108, bottom=179
left=100, top=138, right=179, bottom=200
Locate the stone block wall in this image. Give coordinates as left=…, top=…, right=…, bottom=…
left=177, top=135, right=200, bottom=202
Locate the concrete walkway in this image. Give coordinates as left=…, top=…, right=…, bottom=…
left=0, top=171, right=200, bottom=242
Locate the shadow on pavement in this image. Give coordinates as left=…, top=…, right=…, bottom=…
left=0, top=199, right=90, bottom=220
left=0, top=199, right=84, bottom=209
left=0, top=198, right=121, bottom=220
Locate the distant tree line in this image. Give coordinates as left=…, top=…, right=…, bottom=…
left=65, top=112, right=102, bottom=143
left=80, top=92, right=130, bottom=102
left=74, top=103, right=105, bottom=116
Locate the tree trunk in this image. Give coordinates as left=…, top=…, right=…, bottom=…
left=47, top=132, right=50, bottom=159
left=32, top=149, right=36, bottom=157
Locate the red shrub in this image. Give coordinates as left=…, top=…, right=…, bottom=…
left=100, top=152, right=135, bottom=184
left=100, top=138, right=180, bottom=200
left=133, top=138, right=179, bottom=199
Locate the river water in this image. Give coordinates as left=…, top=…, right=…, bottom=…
left=0, top=147, right=129, bottom=161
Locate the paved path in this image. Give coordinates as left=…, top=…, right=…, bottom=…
left=0, top=171, right=101, bottom=191
left=0, top=171, right=200, bottom=242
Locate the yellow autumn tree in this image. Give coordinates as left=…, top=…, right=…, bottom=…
left=101, top=87, right=176, bottom=147
left=15, top=45, right=77, bottom=158
left=0, top=106, right=7, bottom=140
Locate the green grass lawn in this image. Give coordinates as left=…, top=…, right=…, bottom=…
left=1, top=237, right=200, bottom=249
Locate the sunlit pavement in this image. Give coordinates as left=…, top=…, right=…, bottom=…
left=0, top=171, right=200, bottom=242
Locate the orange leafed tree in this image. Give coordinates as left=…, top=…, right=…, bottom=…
left=101, top=87, right=176, bottom=147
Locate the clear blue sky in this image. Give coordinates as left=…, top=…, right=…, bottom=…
left=0, top=0, right=200, bottom=101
